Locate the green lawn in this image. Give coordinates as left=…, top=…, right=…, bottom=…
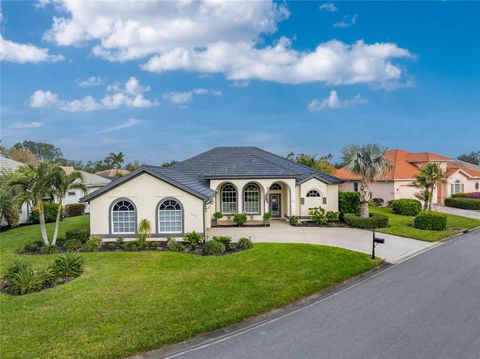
left=370, top=206, right=480, bottom=242
left=0, top=216, right=381, bottom=359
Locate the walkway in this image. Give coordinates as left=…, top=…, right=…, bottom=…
left=432, top=204, right=480, bottom=220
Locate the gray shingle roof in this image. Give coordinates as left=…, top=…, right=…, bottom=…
left=173, top=147, right=342, bottom=184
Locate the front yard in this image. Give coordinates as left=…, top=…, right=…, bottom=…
left=370, top=206, right=480, bottom=242
left=0, top=216, right=381, bottom=359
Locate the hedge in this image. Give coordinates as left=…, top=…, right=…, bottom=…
left=339, top=192, right=360, bottom=217
left=343, top=213, right=389, bottom=229
left=64, top=203, right=85, bottom=217
left=444, top=197, right=480, bottom=210
left=29, top=202, right=58, bottom=224
left=65, top=229, right=90, bottom=244
left=413, top=211, right=447, bottom=231
left=451, top=192, right=480, bottom=199
left=392, top=199, right=422, bottom=216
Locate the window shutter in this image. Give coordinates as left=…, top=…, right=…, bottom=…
left=461, top=184, right=465, bottom=192
left=323, top=197, right=327, bottom=205
left=301, top=198, right=305, bottom=205
left=450, top=184, right=454, bottom=194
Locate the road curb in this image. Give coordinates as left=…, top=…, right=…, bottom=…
left=126, top=263, right=392, bottom=359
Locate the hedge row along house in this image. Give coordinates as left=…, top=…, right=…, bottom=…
left=334, top=149, right=480, bottom=204
left=81, top=147, right=343, bottom=239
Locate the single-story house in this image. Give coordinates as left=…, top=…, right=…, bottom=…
left=95, top=168, right=130, bottom=179
left=81, top=147, right=342, bottom=239
left=59, top=167, right=111, bottom=213
left=334, top=149, right=480, bottom=204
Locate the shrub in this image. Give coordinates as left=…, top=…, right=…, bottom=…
left=23, top=240, right=44, bottom=252
left=7, top=261, right=29, bottom=276
left=123, top=240, right=140, bottom=251
left=289, top=216, right=299, bottom=226
left=326, top=211, right=340, bottom=222
left=392, top=199, right=422, bottom=216
left=263, top=212, right=272, bottom=221
left=413, top=211, right=447, bottom=230
left=343, top=213, right=389, bottom=229
left=237, top=237, right=254, bottom=250
left=169, top=241, right=185, bottom=252
left=66, top=229, right=90, bottom=244
left=56, top=237, right=67, bottom=246
left=233, top=213, right=247, bottom=226
left=29, top=202, right=58, bottom=224
left=212, top=235, right=231, bottom=247
left=106, top=242, right=118, bottom=250
left=452, top=192, right=480, bottom=199
left=137, top=218, right=152, bottom=249
left=370, top=198, right=385, bottom=207
left=41, top=245, right=58, bottom=254
left=116, top=237, right=125, bottom=245
left=444, top=197, right=480, bottom=210
left=308, top=207, right=327, bottom=224
left=203, top=240, right=226, bottom=255
left=65, top=239, right=82, bottom=251
left=81, top=236, right=102, bottom=252
left=6, top=264, right=54, bottom=295
left=3, top=207, right=19, bottom=227
left=339, top=192, right=360, bottom=218
left=213, top=211, right=223, bottom=220
left=64, top=204, right=85, bottom=217
left=184, top=231, right=204, bottom=247
left=52, top=253, right=84, bottom=278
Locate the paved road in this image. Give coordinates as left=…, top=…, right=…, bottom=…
left=160, top=230, right=480, bottom=359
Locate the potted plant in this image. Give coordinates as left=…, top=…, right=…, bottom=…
left=212, top=211, right=223, bottom=226
left=263, top=212, right=272, bottom=226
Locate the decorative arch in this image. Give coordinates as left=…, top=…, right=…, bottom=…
left=156, top=197, right=184, bottom=234
left=109, top=198, right=137, bottom=235
left=243, top=182, right=261, bottom=214
left=270, top=183, right=282, bottom=191
left=220, top=183, right=238, bottom=214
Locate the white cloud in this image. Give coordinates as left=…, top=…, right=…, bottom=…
left=98, top=118, right=141, bottom=133
left=0, top=34, right=64, bottom=63
left=107, top=76, right=150, bottom=95
left=40, top=1, right=413, bottom=88
left=334, top=14, right=358, bottom=28
left=9, top=121, right=43, bottom=129
left=30, top=77, right=158, bottom=111
left=163, top=88, right=222, bottom=105
left=319, top=3, right=338, bottom=12
left=308, top=90, right=367, bottom=112
left=77, top=76, right=104, bottom=87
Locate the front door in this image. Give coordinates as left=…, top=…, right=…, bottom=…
left=270, top=194, right=281, bottom=218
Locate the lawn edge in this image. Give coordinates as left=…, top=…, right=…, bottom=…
left=127, top=262, right=391, bottom=359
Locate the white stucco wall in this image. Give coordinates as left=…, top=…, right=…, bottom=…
left=89, top=173, right=205, bottom=238
left=298, top=178, right=339, bottom=216
left=446, top=171, right=480, bottom=197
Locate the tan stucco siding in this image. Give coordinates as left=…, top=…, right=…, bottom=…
left=298, top=178, right=339, bottom=216
left=89, top=173, right=205, bottom=238
left=446, top=171, right=480, bottom=197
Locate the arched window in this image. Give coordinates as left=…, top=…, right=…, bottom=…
left=221, top=183, right=237, bottom=214
left=454, top=180, right=462, bottom=194
left=158, top=199, right=183, bottom=233
left=111, top=199, right=136, bottom=234
left=244, top=183, right=260, bottom=214
left=270, top=183, right=282, bottom=190
left=306, top=190, right=321, bottom=197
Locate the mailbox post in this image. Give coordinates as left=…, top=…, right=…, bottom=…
left=372, top=229, right=385, bottom=259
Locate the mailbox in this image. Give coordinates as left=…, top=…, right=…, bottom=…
left=371, top=229, right=385, bottom=259
left=374, top=237, right=385, bottom=244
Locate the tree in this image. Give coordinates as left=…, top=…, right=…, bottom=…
left=341, top=144, right=393, bottom=218
left=0, top=170, right=21, bottom=227
left=161, top=160, right=179, bottom=168
left=412, top=163, right=445, bottom=210
left=106, top=152, right=125, bottom=169
left=13, top=140, right=63, bottom=163
left=0, top=146, right=39, bottom=165
left=51, top=168, right=87, bottom=245
left=286, top=152, right=336, bottom=174
left=10, top=163, right=58, bottom=245
left=458, top=151, right=480, bottom=165
left=125, top=161, right=142, bottom=171
left=137, top=218, right=152, bottom=249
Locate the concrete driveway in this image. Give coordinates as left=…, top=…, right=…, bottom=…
left=207, top=220, right=434, bottom=263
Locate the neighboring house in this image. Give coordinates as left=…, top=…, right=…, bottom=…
left=0, top=155, right=31, bottom=225
left=334, top=149, right=480, bottom=204
left=59, top=167, right=111, bottom=213
left=81, top=147, right=342, bottom=239
left=95, top=169, right=130, bottom=180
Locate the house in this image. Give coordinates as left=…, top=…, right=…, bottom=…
left=95, top=169, right=130, bottom=179
left=334, top=149, right=480, bottom=204
left=0, top=155, right=31, bottom=224
left=81, top=147, right=342, bottom=239
left=59, top=167, right=111, bottom=213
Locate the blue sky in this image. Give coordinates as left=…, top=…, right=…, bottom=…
left=1, top=1, right=479, bottom=165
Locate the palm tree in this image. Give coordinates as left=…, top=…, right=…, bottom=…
left=137, top=218, right=152, bottom=248
left=51, top=168, right=87, bottom=245
left=341, top=144, right=393, bottom=218
left=412, top=163, right=445, bottom=210
left=107, top=152, right=125, bottom=170
left=10, top=163, right=58, bottom=245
